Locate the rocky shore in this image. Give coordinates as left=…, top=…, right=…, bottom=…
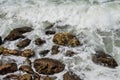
left=0, top=25, right=118, bottom=80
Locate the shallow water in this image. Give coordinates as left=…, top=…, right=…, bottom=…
left=0, top=0, right=120, bottom=80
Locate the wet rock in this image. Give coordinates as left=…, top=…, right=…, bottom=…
left=92, top=51, right=118, bottom=68
left=0, top=46, right=6, bottom=54
left=65, top=50, right=76, bottom=57
left=43, top=76, right=56, bottom=80
left=19, top=74, right=32, bottom=80
left=39, top=50, right=50, bottom=56
left=33, top=73, right=40, bottom=80
left=19, top=65, right=34, bottom=74
left=17, top=38, right=31, bottom=48
left=51, top=45, right=59, bottom=55
left=0, top=37, right=2, bottom=45
left=63, top=71, right=81, bottom=80
left=43, top=21, right=54, bottom=29
left=34, top=58, right=65, bottom=75
left=4, top=27, right=33, bottom=41
left=45, top=30, right=56, bottom=35
left=3, top=74, right=19, bottom=80
left=21, top=49, right=35, bottom=58
left=0, top=63, right=17, bottom=75
left=35, top=38, right=46, bottom=46
left=13, top=27, right=33, bottom=34
left=53, top=32, right=80, bottom=47
left=25, top=58, right=32, bottom=65
left=2, top=48, right=21, bottom=56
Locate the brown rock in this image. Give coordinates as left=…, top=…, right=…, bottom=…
left=17, top=39, right=31, bottom=48
left=92, top=51, right=118, bottom=68
left=43, top=76, right=56, bottom=80
left=21, top=49, right=35, bottom=58
left=0, top=63, right=17, bottom=75
left=63, top=71, right=81, bottom=80
left=0, top=46, right=6, bottom=54
left=51, top=45, right=59, bottom=55
left=3, top=74, right=19, bottom=80
left=4, top=27, right=33, bottom=41
left=53, top=32, right=80, bottom=47
left=33, top=73, right=40, bottom=80
left=34, top=58, right=65, bottom=75
left=65, top=50, right=76, bottom=57
left=19, top=74, right=32, bottom=80
left=19, top=65, right=34, bottom=74
left=45, top=31, right=56, bottom=35
left=35, top=38, right=46, bottom=46
left=39, top=50, right=50, bottom=56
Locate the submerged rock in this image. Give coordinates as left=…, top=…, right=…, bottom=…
left=17, top=38, right=31, bottom=48
left=19, top=65, right=34, bottom=74
left=19, top=74, right=32, bottom=80
left=51, top=45, right=59, bottom=55
left=39, top=50, right=50, bottom=56
left=92, top=51, right=118, bottom=68
left=45, top=30, right=56, bottom=35
left=34, top=58, right=65, bottom=75
left=63, top=71, right=81, bottom=80
left=4, top=27, right=33, bottom=41
left=53, top=32, right=80, bottom=47
left=35, top=38, right=46, bottom=46
left=0, top=63, right=17, bottom=75
left=65, top=50, right=76, bottom=57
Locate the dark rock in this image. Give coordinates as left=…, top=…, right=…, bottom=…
left=33, top=73, right=40, bottom=80
left=0, top=63, right=17, bottom=75
left=63, top=71, right=81, bottom=80
left=19, top=74, right=32, bottom=80
left=39, top=50, right=50, bottom=56
left=3, top=74, right=19, bottom=80
left=53, top=32, right=80, bottom=47
left=45, top=31, right=56, bottom=35
left=0, top=37, right=2, bottom=45
left=51, top=45, right=59, bottom=55
left=34, top=58, right=65, bottom=75
left=21, top=49, right=35, bottom=58
left=17, top=38, right=31, bottom=48
left=4, top=27, right=33, bottom=41
left=92, top=51, right=118, bottom=68
left=19, top=65, right=34, bottom=74
left=65, top=50, right=76, bottom=57
left=35, top=38, right=46, bottom=46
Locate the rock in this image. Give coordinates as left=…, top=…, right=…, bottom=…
left=35, top=38, right=46, bottom=46
left=0, top=46, right=6, bottom=54
left=45, top=31, right=56, bottom=35
left=63, top=71, right=81, bottom=80
left=3, top=74, right=19, bottom=80
left=0, top=63, right=17, bottom=75
left=17, top=38, right=31, bottom=48
left=51, top=45, right=59, bottom=55
left=2, top=48, right=21, bottom=56
left=19, top=65, right=34, bottom=74
left=19, top=74, right=32, bottom=80
left=92, top=51, right=118, bottom=68
left=21, top=49, right=35, bottom=58
left=39, top=50, right=50, bottom=56
left=25, top=58, right=32, bottom=65
left=4, top=27, right=33, bottom=41
left=43, top=21, right=54, bottom=29
left=65, top=50, right=76, bottom=57
left=34, top=58, right=65, bottom=75
left=13, top=27, right=33, bottom=34
left=33, top=73, right=40, bottom=80
left=53, top=32, right=80, bottom=47
left=4, top=31, right=25, bottom=41
left=43, top=76, right=56, bottom=80
left=0, top=37, right=2, bottom=45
